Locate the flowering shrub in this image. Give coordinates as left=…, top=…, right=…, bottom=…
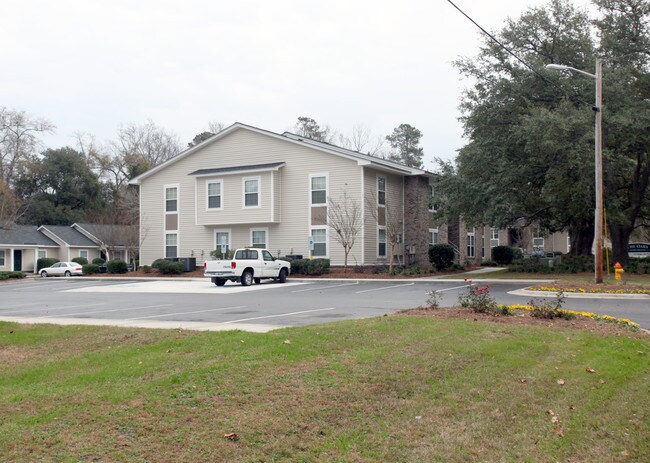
left=502, top=304, right=639, bottom=331
left=458, top=279, right=510, bottom=315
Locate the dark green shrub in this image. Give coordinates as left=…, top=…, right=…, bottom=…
left=307, top=259, right=330, bottom=275
left=152, top=259, right=167, bottom=270
left=72, top=257, right=88, bottom=266
left=287, top=258, right=307, bottom=275
left=92, top=258, right=105, bottom=265
left=107, top=259, right=128, bottom=274
left=491, top=246, right=515, bottom=265
left=0, top=271, right=26, bottom=280
left=157, top=261, right=183, bottom=274
left=428, top=244, right=455, bottom=270
left=142, top=265, right=151, bottom=273
left=37, top=257, right=59, bottom=271
left=82, top=264, right=100, bottom=275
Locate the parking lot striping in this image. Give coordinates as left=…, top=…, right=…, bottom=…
left=429, top=284, right=471, bottom=293
left=0, top=302, right=42, bottom=310
left=222, top=307, right=338, bottom=324
left=125, top=305, right=248, bottom=321
left=291, top=281, right=360, bottom=293
left=355, top=283, right=415, bottom=294
left=0, top=302, right=108, bottom=316
left=38, top=304, right=174, bottom=318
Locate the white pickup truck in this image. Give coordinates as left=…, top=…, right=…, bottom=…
left=203, top=248, right=291, bottom=286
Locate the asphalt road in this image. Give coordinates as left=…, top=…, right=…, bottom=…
left=0, top=277, right=647, bottom=332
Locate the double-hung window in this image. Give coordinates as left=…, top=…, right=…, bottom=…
left=429, top=184, right=438, bottom=212
left=251, top=229, right=266, bottom=248
left=490, top=228, right=499, bottom=248
left=165, top=187, right=178, bottom=213
left=377, top=176, right=386, bottom=206
left=165, top=233, right=178, bottom=258
left=311, top=175, right=327, bottom=205
left=244, top=178, right=259, bottom=207
left=533, top=227, right=545, bottom=252
left=378, top=227, right=387, bottom=257
left=311, top=228, right=327, bottom=257
left=429, top=228, right=439, bottom=246
left=207, top=181, right=223, bottom=209
left=467, top=228, right=475, bottom=258
left=37, top=250, right=46, bottom=259
left=0, top=250, right=5, bottom=266
left=79, top=250, right=88, bottom=260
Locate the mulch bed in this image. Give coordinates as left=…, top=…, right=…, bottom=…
left=399, top=306, right=648, bottom=338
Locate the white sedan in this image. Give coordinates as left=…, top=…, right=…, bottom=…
left=40, top=262, right=84, bottom=277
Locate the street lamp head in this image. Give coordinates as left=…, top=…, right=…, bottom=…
left=546, top=64, right=570, bottom=71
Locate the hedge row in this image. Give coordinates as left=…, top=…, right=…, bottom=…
left=0, top=271, right=26, bottom=280
left=282, top=258, right=330, bottom=275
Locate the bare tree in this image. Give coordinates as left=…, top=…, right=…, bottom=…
left=336, top=125, right=387, bottom=158
left=0, top=107, right=54, bottom=186
left=207, top=121, right=226, bottom=134
left=0, top=179, right=26, bottom=226
left=327, top=190, right=361, bottom=272
left=366, top=193, right=403, bottom=272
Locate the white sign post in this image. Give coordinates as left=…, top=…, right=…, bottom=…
left=307, top=236, right=314, bottom=260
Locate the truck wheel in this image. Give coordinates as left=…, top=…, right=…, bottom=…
left=278, top=268, right=288, bottom=283
left=254, top=277, right=261, bottom=285
left=215, top=278, right=226, bottom=286
left=241, top=271, right=253, bottom=286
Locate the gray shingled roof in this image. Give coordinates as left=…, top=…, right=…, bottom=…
left=40, top=225, right=98, bottom=247
left=75, top=223, right=134, bottom=247
left=0, top=224, right=59, bottom=247
left=188, top=162, right=285, bottom=176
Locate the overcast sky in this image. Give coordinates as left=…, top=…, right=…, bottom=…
left=1, top=0, right=592, bottom=168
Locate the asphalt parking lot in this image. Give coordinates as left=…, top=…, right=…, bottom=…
left=0, top=277, right=647, bottom=332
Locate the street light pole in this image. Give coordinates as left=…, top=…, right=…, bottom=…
left=546, top=59, right=603, bottom=284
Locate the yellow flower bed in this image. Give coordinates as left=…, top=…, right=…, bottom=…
left=503, top=304, right=640, bottom=331
left=529, top=286, right=650, bottom=295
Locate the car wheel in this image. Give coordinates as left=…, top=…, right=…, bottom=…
left=241, top=271, right=253, bottom=287
left=254, top=277, right=261, bottom=285
left=40, top=271, right=48, bottom=278
left=279, top=268, right=288, bottom=283
left=215, top=278, right=226, bottom=286
left=64, top=271, right=71, bottom=277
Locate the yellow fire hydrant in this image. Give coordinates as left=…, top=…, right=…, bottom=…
left=614, top=262, right=625, bottom=281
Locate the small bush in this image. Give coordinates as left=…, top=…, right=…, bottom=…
left=0, top=271, right=26, bottom=280
left=157, top=261, right=184, bottom=274
left=429, top=244, right=455, bottom=270
left=458, top=279, right=509, bottom=315
left=82, top=264, right=100, bottom=275
left=491, top=246, right=515, bottom=265
left=286, top=258, right=330, bottom=275
left=37, top=257, right=59, bottom=271
left=92, top=258, right=105, bottom=265
left=107, top=259, right=128, bottom=274
left=72, top=257, right=88, bottom=266
left=142, top=265, right=151, bottom=273
left=529, top=292, right=573, bottom=320
left=151, top=259, right=167, bottom=270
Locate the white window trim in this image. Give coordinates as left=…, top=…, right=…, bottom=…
left=310, top=226, right=329, bottom=258
left=79, top=249, right=88, bottom=259
left=206, top=179, right=224, bottom=211
left=377, top=175, right=386, bottom=207
left=309, top=173, right=329, bottom=206
left=250, top=227, right=269, bottom=248
left=490, top=227, right=499, bottom=248
left=214, top=229, right=231, bottom=251
left=164, top=184, right=180, bottom=215
left=242, top=176, right=261, bottom=209
left=164, top=232, right=179, bottom=258
left=467, top=228, right=476, bottom=258
left=378, top=226, right=387, bottom=258
left=37, top=249, right=47, bottom=259
left=0, top=249, right=5, bottom=267
left=428, top=184, right=437, bottom=212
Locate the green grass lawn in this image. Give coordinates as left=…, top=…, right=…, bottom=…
left=1, top=317, right=648, bottom=462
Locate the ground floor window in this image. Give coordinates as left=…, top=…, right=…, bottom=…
left=467, top=229, right=475, bottom=258
left=311, top=228, right=327, bottom=257
left=79, top=250, right=88, bottom=260
left=251, top=229, right=267, bottom=248
left=533, top=227, right=545, bottom=253
left=429, top=228, right=439, bottom=246
left=113, top=250, right=124, bottom=261
left=378, top=227, right=386, bottom=257
left=165, top=234, right=178, bottom=258
left=490, top=228, right=499, bottom=248
left=215, top=231, right=230, bottom=257
left=37, top=250, right=46, bottom=259
left=0, top=250, right=5, bottom=266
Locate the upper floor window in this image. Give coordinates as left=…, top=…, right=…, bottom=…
left=244, top=178, right=259, bottom=207
left=429, top=184, right=438, bottom=212
left=165, top=186, right=178, bottom=212
left=207, top=181, right=223, bottom=209
left=311, top=175, right=327, bottom=205
left=378, top=227, right=386, bottom=257
left=377, top=176, right=386, bottom=206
